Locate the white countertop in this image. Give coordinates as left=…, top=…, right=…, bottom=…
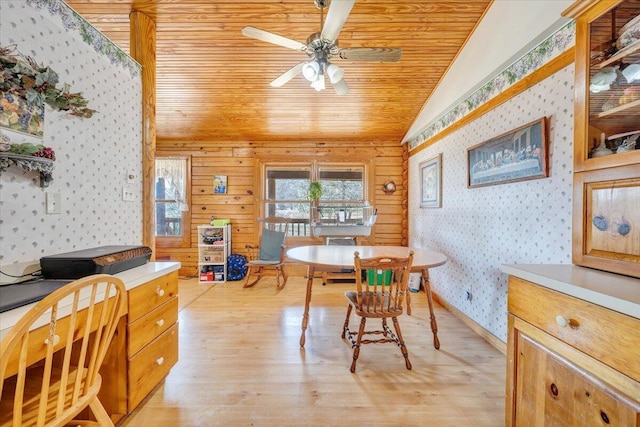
left=501, top=264, right=640, bottom=320
left=0, top=261, right=180, bottom=339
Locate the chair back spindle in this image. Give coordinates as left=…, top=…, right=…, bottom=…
left=0, top=274, right=127, bottom=427
left=342, top=251, right=414, bottom=372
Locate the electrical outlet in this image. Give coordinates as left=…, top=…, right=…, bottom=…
left=122, top=187, right=135, bottom=202
left=45, top=192, right=61, bottom=214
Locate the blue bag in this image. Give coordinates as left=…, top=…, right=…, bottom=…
left=227, top=254, right=248, bottom=281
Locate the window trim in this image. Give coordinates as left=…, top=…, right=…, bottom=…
left=155, top=155, right=192, bottom=248
left=257, top=159, right=372, bottom=244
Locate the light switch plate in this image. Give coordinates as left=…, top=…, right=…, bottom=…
left=122, top=187, right=135, bottom=202
left=46, top=192, right=61, bottom=214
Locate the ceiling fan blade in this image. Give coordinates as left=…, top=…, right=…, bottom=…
left=332, top=78, right=349, bottom=96
left=338, top=47, right=402, bottom=62
left=242, top=26, right=307, bottom=51
left=270, top=62, right=305, bottom=87
left=321, top=0, right=356, bottom=43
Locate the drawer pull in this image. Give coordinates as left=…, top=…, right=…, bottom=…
left=156, top=319, right=165, bottom=327
left=156, top=357, right=165, bottom=366
left=156, top=288, right=165, bottom=297
left=600, top=410, right=610, bottom=424
left=556, top=315, right=569, bottom=327
left=555, top=315, right=579, bottom=329
left=44, top=335, right=61, bottom=346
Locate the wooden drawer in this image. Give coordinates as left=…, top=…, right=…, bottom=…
left=128, top=271, right=178, bottom=323
left=128, top=323, right=178, bottom=410
left=127, top=297, right=178, bottom=356
left=508, top=276, right=640, bottom=383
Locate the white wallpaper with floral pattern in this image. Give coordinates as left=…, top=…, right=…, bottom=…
left=409, top=65, right=575, bottom=342
left=0, top=0, right=142, bottom=266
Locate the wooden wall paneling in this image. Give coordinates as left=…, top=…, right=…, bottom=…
left=156, top=140, right=405, bottom=277
left=401, top=144, right=409, bottom=245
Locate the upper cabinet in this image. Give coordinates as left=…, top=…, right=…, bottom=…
left=567, top=0, right=640, bottom=171
left=565, top=0, right=640, bottom=278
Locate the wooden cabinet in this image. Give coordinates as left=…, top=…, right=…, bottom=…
left=564, top=0, right=640, bottom=278
left=506, top=275, right=640, bottom=426
left=126, top=270, right=179, bottom=410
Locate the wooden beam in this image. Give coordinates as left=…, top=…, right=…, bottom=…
left=130, top=12, right=157, bottom=256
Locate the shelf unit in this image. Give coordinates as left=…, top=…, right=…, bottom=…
left=197, top=224, right=231, bottom=283
left=0, top=153, right=54, bottom=187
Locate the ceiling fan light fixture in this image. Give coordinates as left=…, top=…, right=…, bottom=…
left=310, top=74, right=326, bottom=91
left=302, top=60, right=320, bottom=82
left=332, top=78, right=349, bottom=96
left=326, top=63, right=344, bottom=84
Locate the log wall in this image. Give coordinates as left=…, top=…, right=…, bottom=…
left=156, top=140, right=407, bottom=277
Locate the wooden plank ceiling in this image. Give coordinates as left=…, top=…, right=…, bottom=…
left=65, top=0, right=492, bottom=145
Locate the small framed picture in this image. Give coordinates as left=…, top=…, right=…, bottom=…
left=419, top=153, right=442, bottom=208
left=213, top=175, right=227, bottom=194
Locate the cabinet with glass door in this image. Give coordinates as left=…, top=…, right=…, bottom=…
left=564, top=0, right=640, bottom=278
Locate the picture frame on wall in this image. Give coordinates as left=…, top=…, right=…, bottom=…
left=419, top=153, right=442, bottom=208
left=213, top=175, right=227, bottom=194
left=0, top=92, right=45, bottom=137
left=467, top=116, right=549, bottom=188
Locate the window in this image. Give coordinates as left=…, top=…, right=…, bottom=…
left=155, top=157, right=191, bottom=247
left=264, top=165, right=311, bottom=236
left=262, top=163, right=367, bottom=238
left=318, top=166, right=364, bottom=202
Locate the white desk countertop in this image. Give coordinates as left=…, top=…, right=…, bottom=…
left=0, top=261, right=180, bottom=339
left=501, top=264, right=640, bottom=320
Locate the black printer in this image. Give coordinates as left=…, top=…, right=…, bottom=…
left=0, top=246, right=152, bottom=313
left=40, top=245, right=152, bottom=279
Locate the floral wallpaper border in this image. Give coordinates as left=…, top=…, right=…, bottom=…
left=25, top=0, right=140, bottom=78
left=408, top=20, right=575, bottom=151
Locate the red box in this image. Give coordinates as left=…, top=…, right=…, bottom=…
left=200, top=271, right=214, bottom=281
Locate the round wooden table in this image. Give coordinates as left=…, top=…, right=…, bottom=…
left=286, top=245, right=448, bottom=348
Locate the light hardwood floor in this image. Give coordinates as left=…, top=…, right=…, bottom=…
left=120, top=276, right=506, bottom=427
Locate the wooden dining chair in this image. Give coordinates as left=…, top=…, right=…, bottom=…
left=342, top=251, right=414, bottom=373
left=244, top=217, right=290, bottom=289
left=0, top=274, right=127, bottom=427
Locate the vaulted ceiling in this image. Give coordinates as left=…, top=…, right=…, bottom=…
left=65, top=0, right=492, bottom=145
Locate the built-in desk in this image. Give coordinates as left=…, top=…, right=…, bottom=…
left=0, top=261, right=181, bottom=424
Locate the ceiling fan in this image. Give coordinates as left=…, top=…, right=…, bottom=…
left=242, top=0, right=402, bottom=95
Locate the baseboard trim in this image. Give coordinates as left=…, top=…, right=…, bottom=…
left=431, top=291, right=506, bottom=355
